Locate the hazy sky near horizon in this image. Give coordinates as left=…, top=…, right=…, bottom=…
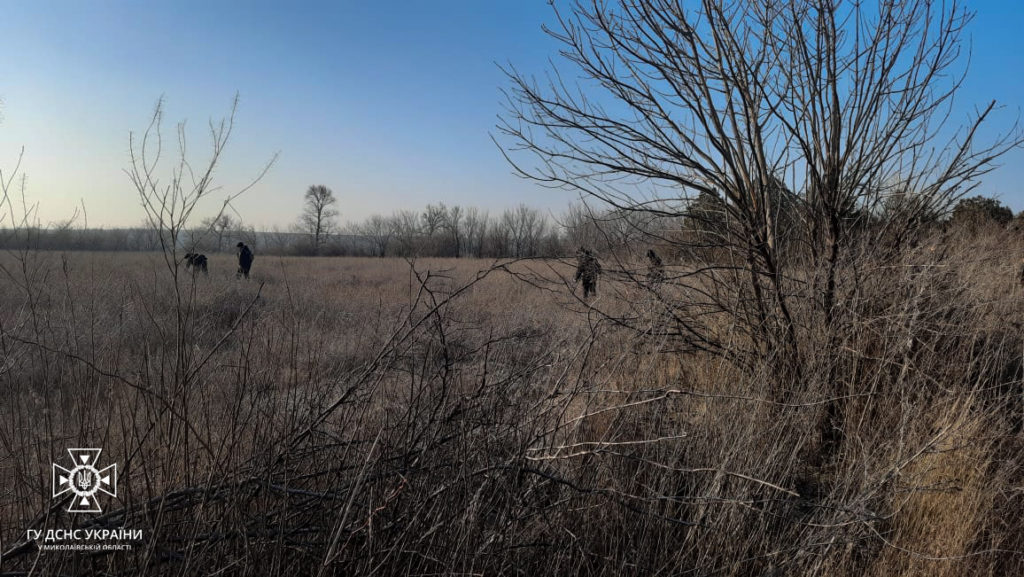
left=2, top=1, right=1024, bottom=230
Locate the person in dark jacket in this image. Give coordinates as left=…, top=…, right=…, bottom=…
left=574, top=247, right=602, bottom=298
left=236, top=242, right=254, bottom=279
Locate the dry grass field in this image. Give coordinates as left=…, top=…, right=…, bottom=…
left=2, top=238, right=1024, bottom=575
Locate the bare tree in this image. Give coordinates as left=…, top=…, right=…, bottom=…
left=442, top=204, right=463, bottom=257
left=360, top=214, right=394, bottom=257
left=561, top=202, right=602, bottom=252
left=199, top=213, right=234, bottom=252
left=421, top=203, right=447, bottom=238
left=463, top=207, right=489, bottom=258
left=500, top=204, right=548, bottom=257
left=390, top=209, right=421, bottom=257
left=299, top=184, right=339, bottom=255
left=499, top=0, right=1021, bottom=371
left=123, top=95, right=275, bottom=484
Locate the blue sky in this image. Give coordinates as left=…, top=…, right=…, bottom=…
left=1, top=1, right=1023, bottom=229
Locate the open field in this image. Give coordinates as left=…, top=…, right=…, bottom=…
left=2, top=242, right=1024, bottom=575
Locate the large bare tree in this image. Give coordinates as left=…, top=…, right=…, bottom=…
left=300, top=184, right=339, bottom=254
left=500, top=0, right=1021, bottom=372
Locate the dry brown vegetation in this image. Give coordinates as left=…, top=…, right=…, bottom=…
left=0, top=230, right=1022, bottom=575
left=3, top=0, right=1023, bottom=574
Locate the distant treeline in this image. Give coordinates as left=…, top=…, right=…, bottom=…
left=1, top=195, right=1018, bottom=258
left=0, top=203, right=605, bottom=259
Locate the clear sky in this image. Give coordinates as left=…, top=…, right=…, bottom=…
left=1, top=1, right=1023, bottom=230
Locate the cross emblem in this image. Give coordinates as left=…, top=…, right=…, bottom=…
left=52, top=448, right=117, bottom=513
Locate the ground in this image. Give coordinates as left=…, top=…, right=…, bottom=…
left=1, top=246, right=1023, bottom=575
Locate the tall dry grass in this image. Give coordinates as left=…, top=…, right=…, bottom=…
left=0, top=231, right=1023, bottom=575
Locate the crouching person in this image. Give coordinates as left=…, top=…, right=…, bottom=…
left=184, top=252, right=208, bottom=274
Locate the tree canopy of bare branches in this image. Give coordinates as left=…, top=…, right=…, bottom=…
left=299, top=184, right=339, bottom=254
left=499, top=0, right=1022, bottom=373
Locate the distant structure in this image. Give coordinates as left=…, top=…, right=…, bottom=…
left=575, top=247, right=602, bottom=298
left=237, top=242, right=254, bottom=279
left=646, top=248, right=664, bottom=285
left=184, top=252, right=208, bottom=275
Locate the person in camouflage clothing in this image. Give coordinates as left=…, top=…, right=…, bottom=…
left=184, top=252, right=209, bottom=275
left=646, top=248, right=664, bottom=286
left=575, top=247, right=602, bottom=298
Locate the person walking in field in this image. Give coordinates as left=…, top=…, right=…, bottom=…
left=575, top=247, right=602, bottom=298
left=237, top=242, right=254, bottom=279
left=646, top=248, right=664, bottom=286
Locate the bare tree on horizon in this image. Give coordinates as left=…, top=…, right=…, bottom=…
left=299, top=184, right=339, bottom=255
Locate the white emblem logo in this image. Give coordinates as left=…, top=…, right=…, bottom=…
left=52, top=448, right=117, bottom=513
